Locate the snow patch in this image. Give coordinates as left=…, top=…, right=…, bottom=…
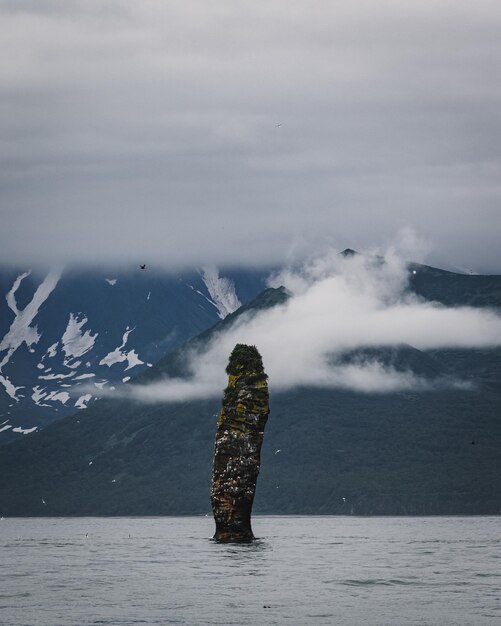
left=0, top=423, right=12, bottom=433
left=32, top=386, right=46, bottom=403
left=99, top=327, right=144, bottom=371
left=32, top=385, right=49, bottom=406
left=61, top=314, right=98, bottom=364
left=45, top=391, right=70, bottom=405
left=122, top=376, right=130, bottom=383
left=0, top=270, right=60, bottom=399
left=199, top=267, right=241, bottom=319
left=94, top=381, right=107, bottom=389
left=39, top=371, right=75, bottom=381
left=75, top=394, right=92, bottom=409
left=46, top=342, right=58, bottom=358
left=124, top=350, right=143, bottom=371
left=6, top=270, right=31, bottom=314
left=0, top=374, right=23, bottom=401
left=12, top=426, right=37, bottom=435
left=36, top=363, right=45, bottom=370
left=74, top=373, right=95, bottom=380
left=105, top=278, right=117, bottom=286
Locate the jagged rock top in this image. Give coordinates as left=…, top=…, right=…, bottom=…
left=225, top=344, right=266, bottom=377
left=221, top=344, right=269, bottom=435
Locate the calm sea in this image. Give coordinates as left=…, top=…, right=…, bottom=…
left=0, top=516, right=499, bottom=625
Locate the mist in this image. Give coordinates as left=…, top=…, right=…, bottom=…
left=116, top=244, right=501, bottom=402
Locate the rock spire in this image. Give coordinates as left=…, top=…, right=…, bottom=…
left=210, top=344, right=269, bottom=542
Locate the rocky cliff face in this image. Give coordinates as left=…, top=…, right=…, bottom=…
left=210, top=344, right=269, bottom=541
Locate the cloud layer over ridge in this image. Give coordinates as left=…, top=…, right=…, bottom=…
left=120, top=245, right=501, bottom=402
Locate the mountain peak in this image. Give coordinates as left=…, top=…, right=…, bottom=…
left=340, top=248, right=358, bottom=257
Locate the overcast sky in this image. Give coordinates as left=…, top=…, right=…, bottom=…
left=1, top=0, right=501, bottom=271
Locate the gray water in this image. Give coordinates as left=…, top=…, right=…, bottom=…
left=0, top=516, right=499, bottom=626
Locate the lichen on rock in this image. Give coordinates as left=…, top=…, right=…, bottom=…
left=210, top=344, right=269, bottom=542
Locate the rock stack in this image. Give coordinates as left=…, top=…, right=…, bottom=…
left=210, top=344, right=269, bottom=542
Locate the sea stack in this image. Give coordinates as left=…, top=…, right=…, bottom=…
left=210, top=344, right=269, bottom=542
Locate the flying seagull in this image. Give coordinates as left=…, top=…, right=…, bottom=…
left=140, top=264, right=146, bottom=270
left=274, top=449, right=281, bottom=455
left=41, top=498, right=47, bottom=505
left=275, top=123, right=282, bottom=128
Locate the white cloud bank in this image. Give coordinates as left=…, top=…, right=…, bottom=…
left=119, top=242, right=501, bottom=403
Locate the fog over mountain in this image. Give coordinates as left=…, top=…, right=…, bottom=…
left=119, top=247, right=501, bottom=403
left=1, top=1, right=501, bottom=271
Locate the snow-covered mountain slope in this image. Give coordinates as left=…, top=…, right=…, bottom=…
left=0, top=266, right=268, bottom=443
left=199, top=266, right=242, bottom=318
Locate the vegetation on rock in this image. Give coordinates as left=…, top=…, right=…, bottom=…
left=211, top=344, right=269, bottom=541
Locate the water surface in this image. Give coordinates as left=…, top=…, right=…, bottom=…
left=1, top=516, right=499, bottom=625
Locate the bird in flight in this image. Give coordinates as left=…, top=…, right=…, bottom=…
left=275, top=123, right=282, bottom=128
left=140, top=264, right=146, bottom=270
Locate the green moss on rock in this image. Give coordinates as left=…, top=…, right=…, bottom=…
left=211, top=344, right=269, bottom=542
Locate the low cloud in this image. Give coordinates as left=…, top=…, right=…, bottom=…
left=116, top=241, right=501, bottom=401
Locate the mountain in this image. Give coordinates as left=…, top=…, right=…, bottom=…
left=0, top=265, right=269, bottom=442
left=0, top=262, right=500, bottom=517
left=408, top=262, right=501, bottom=308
